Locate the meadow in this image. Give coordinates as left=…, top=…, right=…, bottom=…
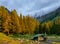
left=0, top=33, right=60, bottom=44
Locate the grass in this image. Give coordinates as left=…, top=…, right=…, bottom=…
left=9, top=34, right=60, bottom=40
left=0, top=33, right=60, bottom=44
left=9, top=34, right=35, bottom=39
left=0, top=33, right=21, bottom=44
left=0, top=33, right=38, bottom=44
left=52, top=42, right=60, bottom=44
left=48, top=36, right=60, bottom=41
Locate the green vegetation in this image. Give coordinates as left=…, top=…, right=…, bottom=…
left=0, top=6, right=60, bottom=44
left=9, top=34, right=34, bottom=39
left=0, top=32, right=60, bottom=44
left=0, top=6, right=60, bottom=35
left=0, top=33, right=41, bottom=44
left=52, top=42, right=60, bottom=44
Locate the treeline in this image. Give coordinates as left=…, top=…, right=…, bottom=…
left=39, top=17, right=60, bottom=35
left=0, top=6, right=60, bottom=35
left=0, top=6, right=39, bottom=35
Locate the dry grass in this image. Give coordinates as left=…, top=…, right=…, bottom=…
left=0, top=33, right=60, bottom=44
left=0, top=33, right=38, bottom=44
left=0, top=33, right=21, bottom=44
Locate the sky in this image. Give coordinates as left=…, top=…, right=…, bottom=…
left=0, top=0, right=60, bottom=16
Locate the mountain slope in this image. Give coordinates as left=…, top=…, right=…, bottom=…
left=36, top=7, right=60, bottom=23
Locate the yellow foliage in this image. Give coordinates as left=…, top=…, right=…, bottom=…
left=0, top=33, right=21, bottom=44
left=0, top=6, right=40, bottom=34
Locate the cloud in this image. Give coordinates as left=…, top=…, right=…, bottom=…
left=0, top=0, right=60, bottom=16
left=27, top=0, right=60, bottom=16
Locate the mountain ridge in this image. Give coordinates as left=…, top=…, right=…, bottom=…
left=36, top=7, right=60, bottom=23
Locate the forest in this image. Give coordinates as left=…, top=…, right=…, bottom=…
left=0, top=6, right=60, bottom=35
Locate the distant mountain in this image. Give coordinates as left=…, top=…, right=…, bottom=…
left=36, top=7, right=60, bottom=23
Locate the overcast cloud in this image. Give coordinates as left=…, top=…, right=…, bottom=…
left=0, top=0, right=60, bottom=16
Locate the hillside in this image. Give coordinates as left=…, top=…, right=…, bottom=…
left=36, top=7, right=60, bottom=23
